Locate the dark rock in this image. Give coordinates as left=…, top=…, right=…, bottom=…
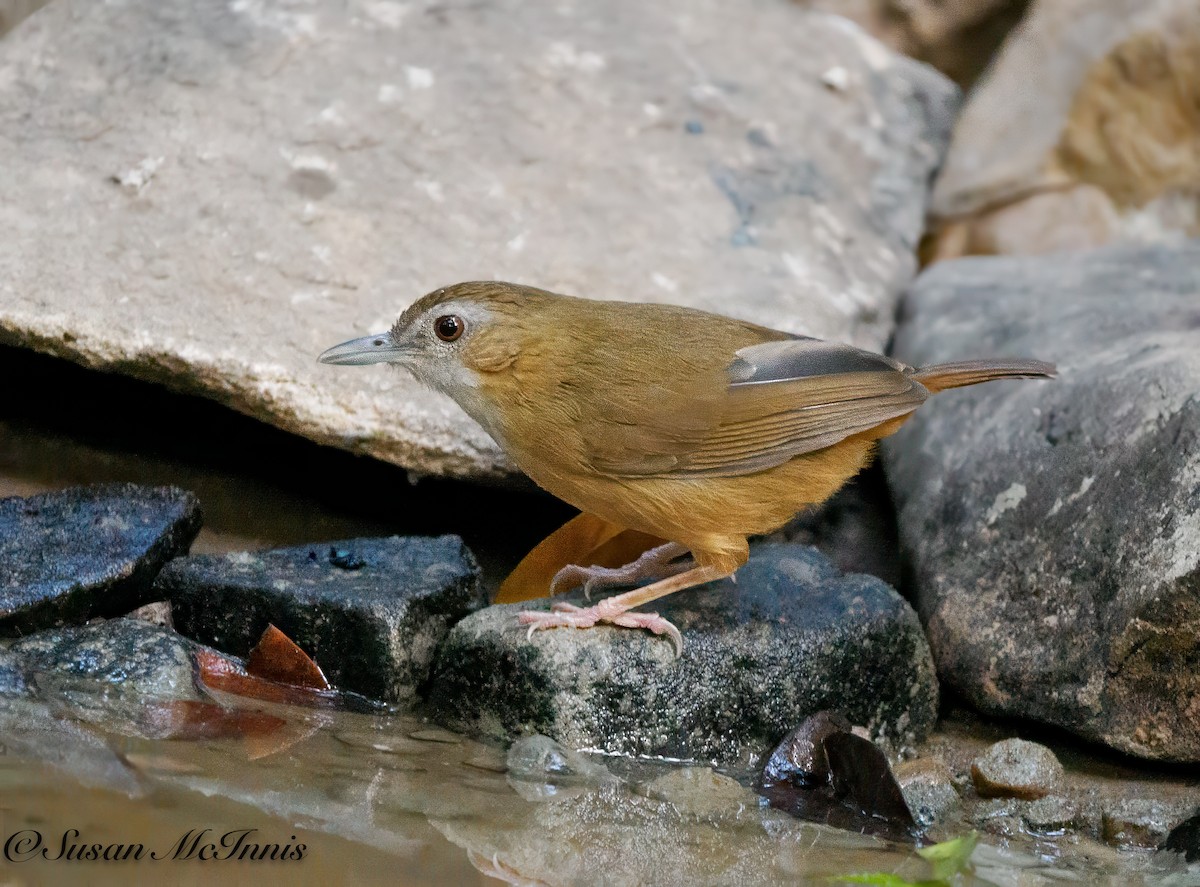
left=1102, top=798, right=1200, bottom=849
left=884, top=243, right=1200, bottom=762
left=757, top=713, right=917, bottom=840
left=9, top=617, right=203, bottom=701
left=0, top=484, right=201, bottom=635
left=1022, top=795, right=1081, bottom=834
left=761, top=710, right=852, bottom=788
left=970, top=738, right=1063, bottom=801
left=427, top=544, right=938, bottom=766
left=1162, top=808, right=1200, bottom=863
left=159, top=535, right=483, bottom=704
left=895, top=756, right=961, bottom=828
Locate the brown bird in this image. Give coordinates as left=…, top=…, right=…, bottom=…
left=319, top=282, right=1054, bottom=654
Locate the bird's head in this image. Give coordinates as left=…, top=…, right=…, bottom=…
left=318, top=281, right=564, bottom=432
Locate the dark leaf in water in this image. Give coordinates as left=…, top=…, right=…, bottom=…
left=245, top=623, right=330, bottom=690
left=824, top=732, right=916, bottom=832
left=139, top=700, right=286, bottom=741
left=757, top=711, right=917, bottom=842
left=761, top=710, right=852, bottom=788
left=1161, top=808, right=1200, bottom=862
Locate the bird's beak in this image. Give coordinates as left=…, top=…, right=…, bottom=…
left=317, top=331, right=407, bottom=366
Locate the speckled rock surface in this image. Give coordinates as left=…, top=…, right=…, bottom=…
left=159, top=535, right=483, bottom=704
left=0, top=484, right=202, bottom=636
left=884, top=244, right=1200, bottom=762
left=0, top=646, right=30, bottom=697
left=895, top=756, right=961, bottom=827
left=0, top=0, right=956, bottom=481
left=8, top=617, right=203, bottom=701
left=426, top=544, right=938, bottom=765
left=971, top=739, right=1063, bottom=800
left=1102, top=798, right=1199, bottom=849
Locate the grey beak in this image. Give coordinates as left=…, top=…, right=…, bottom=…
left=318, top=331, right=406, bottom=366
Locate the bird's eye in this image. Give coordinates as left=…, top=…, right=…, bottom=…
left=434, top=315, right=464, bottom=342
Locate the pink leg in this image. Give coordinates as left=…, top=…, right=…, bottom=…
left=518, top=563, right=729, bottom=657
left=550, top=542, right=690, bottom=598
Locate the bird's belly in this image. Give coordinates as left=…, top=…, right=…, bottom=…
left=519, top=439, right=875, bottom=546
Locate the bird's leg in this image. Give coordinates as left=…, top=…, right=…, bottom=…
left=518, top=562, right=730, bottom=657
left=550, top=541, right=691, bottom=599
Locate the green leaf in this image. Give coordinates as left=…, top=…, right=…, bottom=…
left=829, top=875, right=946, bottom=887
left=916, top=831, right=978, bottom=880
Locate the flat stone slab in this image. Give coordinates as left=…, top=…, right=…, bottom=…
left=0, top=484, right=202, bottom=636
left=159, top=535, right=483, bottom=704
left=426, top=544, right=938, bottom=765
left=884, top=242, right=1200, bottom=762
left=0, top=0, right=955, bottom=480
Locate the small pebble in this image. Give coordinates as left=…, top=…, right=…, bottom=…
left=895, top=757, right=961, bottom=827
left=1022, top=795, right=1080, bottom=834
left=408, top=726, right=462, bottom=744
left=1102, top=798, right=1199, bottom=849
left=971, top=738, right=1063, bottom=800
left=639, top=767, right=751, bottom=818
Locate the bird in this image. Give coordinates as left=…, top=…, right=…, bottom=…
left=319, top=281, right=1055, bottom=655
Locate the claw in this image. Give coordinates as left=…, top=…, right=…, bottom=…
left=516, top=602, right=683, bottom=658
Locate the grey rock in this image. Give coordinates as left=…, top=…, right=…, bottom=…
left=0, top=0, right=956, bottom=481
left=0, top=646, right=30, bottom=697
left=895, top=756, right=961, bottom=827
left=159, top=535, right=483, bottom=704
left=884, top=243, right=1200, bottom=762
left=971, top=738, right=1063, bottom=801
left=426, top=544, right=938, bottom=765
left=0, top=484, right=202, bottom=636
left=1102, top=798, right=1200, bottom=849
left=1022, top=795, right=1081, bottom=834
left=9, top=617, right=203, bottom=702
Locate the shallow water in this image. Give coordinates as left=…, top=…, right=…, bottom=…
left=2, top=350, right=1199, bottom=885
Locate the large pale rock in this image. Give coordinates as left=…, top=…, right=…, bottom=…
left=884, top=243, right=1200, bottom=762
left=0, top=0, right=956, bottom=480
left=800, top=0, right=1031, bottom=87
left=929, top=0, right=1200, bottom=260
left=0, top=0, right=46, bottom=36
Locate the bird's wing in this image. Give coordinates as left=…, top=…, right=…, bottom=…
left=582, top=337, right=929, bottom=478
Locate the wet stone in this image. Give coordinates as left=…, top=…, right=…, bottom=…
left=158, top=535, right=484, bottom=705
left=895, top=757, right=961, bottom=828
left=761, top=710, right=852, bottom=788
left=0, top=484, right=202, bottom=636
left=1022, top=795, right=1081, bottom=835
left=427, top=544, right=938, bottom=765
left=1102, top=799, right=1200, bottom=850
left=638, top=767, right=754, bottom=819
left=971, top=739, right=1064, bottom=801
left=8, top=617, right=203, bottom=701
left=506, top=735, right=616, bottom=789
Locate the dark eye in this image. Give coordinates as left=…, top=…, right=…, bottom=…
left=434, top=315, right=464, bottom=342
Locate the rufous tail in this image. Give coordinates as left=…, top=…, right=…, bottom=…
left=911, top=359, right=1056, bottom=394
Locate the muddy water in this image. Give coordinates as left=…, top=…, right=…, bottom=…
left=1, top=349, right=1199, bottom=885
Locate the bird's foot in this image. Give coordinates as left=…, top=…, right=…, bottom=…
left=518, top=597, right=683, bottom=657
left=550, top=542, right=690, bottom=599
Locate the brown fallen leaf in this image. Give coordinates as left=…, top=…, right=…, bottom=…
left=495, top=511, right=667, bottom=604
left=194, top=648, right=344, bottom=708
left=246, top=623, right=330, bottom=690
left=139, top=700, right=287, bottom=742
